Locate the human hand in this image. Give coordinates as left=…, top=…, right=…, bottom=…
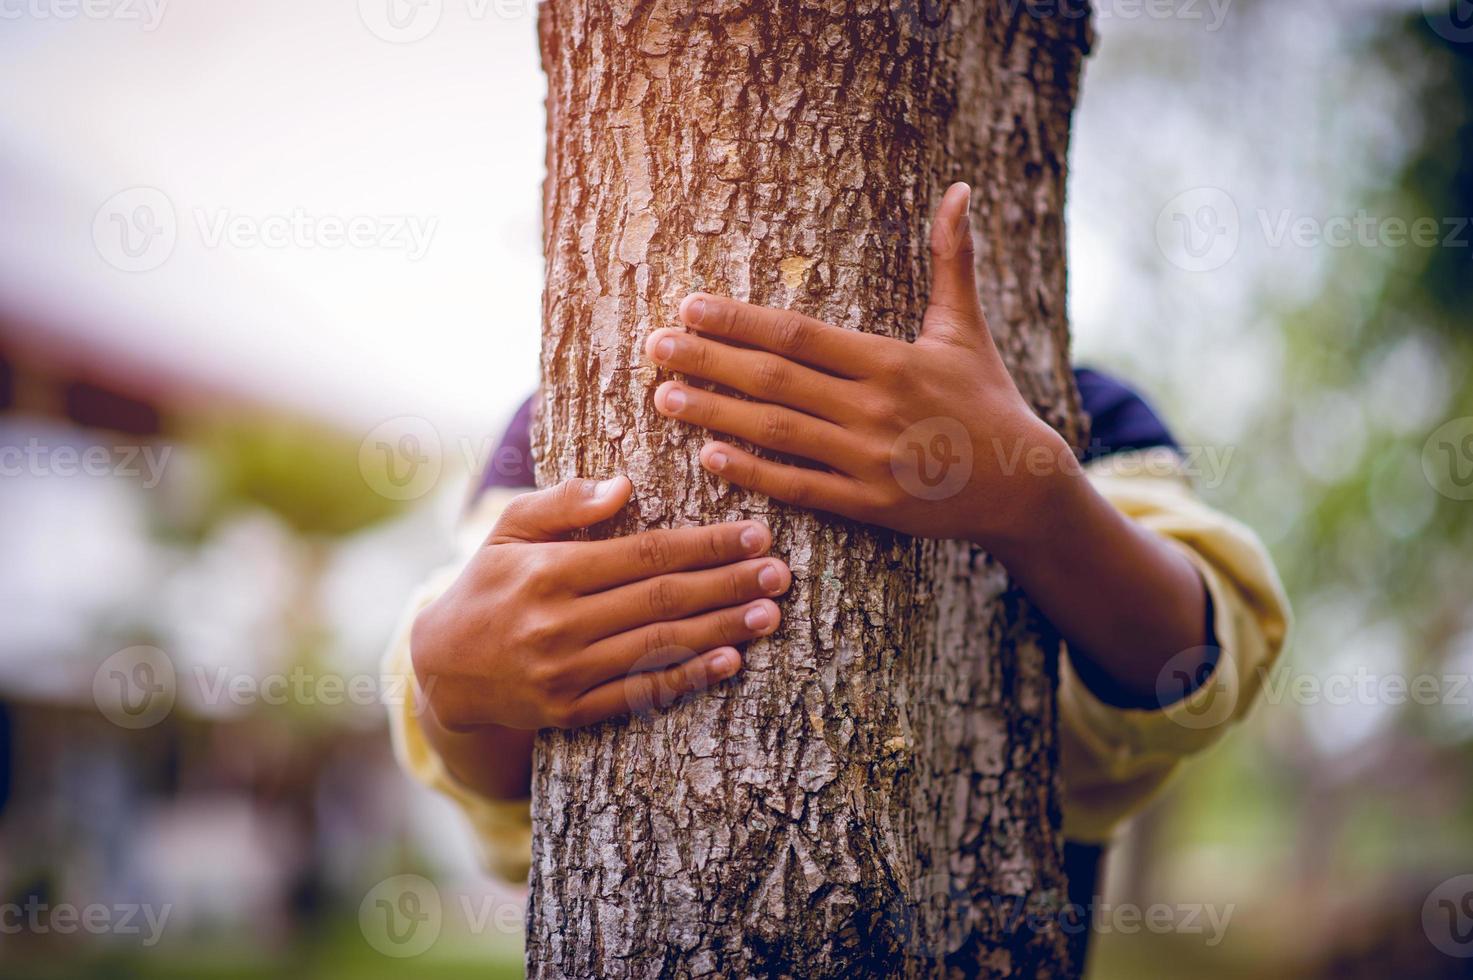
left=643, top=182, right=1073, bottom=550
left=409, top=476, right=790, bottom=732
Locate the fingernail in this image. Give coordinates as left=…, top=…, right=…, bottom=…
left=594, top=478, right=622, bottom=499
left=713, top=649, right=741, bottom=676
left=740, top=524, right=767, bottom=554
left=684, top=296, right=706, bottom=325
left=758, top=562, right=784, bottom=592
left=662, top=386, right=687, bottom=412
left=653, top=336, right=676, bottom=362
left=706, top=450, right=728, bottom=472
left=744, top=604, right=772, bottom=631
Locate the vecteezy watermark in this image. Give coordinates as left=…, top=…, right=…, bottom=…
left=1156, top=186, right=1473, bottom=273
left=358, top=875, right=525, bottom=958
left=93, top=187, right=438, bottom=272
left=194, top=209, right=437, bottom=261
left=360, top=875, right=442, bottom=958
left=987, top=889, right=1235, bottom=947
left=93, top=646, right=176, bottom=730
left=1002, top=0, right=1232, bottom=32
left=1156, top=187, right=1242, bottom=273
left=1424, top=874, right=1473, bottom=958
left=893, top=0, right=953, bottom=42
left=1422, top=417, right=1473, bottom=502
left=0, top=439, right=172, bottom=488
left=93, top=187, right=178, bottom=273
left=988, top=436, right=1237, bottom=489
left=1424, top=0, right=1473, bottom=45
left=0, top=0, right=169, bottom=30
left=1155, top=645, right=1239, bottom=731
left=359, top=416, right=444, bottom=502
left=357, top=0, right=539, bottom=43
left=92, top=646, right=437, bottom=729
left=1258, top=665, right=1473, bottom=710
left=0, top=897, right=172, bottom=946
left=891, top=417, right=974, bottom=502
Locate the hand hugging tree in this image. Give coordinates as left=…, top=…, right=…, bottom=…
left=530, top=2, right=1093, bottom=976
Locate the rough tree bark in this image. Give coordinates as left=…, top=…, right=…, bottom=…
left=530, top=1, right=1092, bottom=976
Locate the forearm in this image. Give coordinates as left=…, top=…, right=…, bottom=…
left=988, top=460, right=1211, bottom=706
left=420, top=709, right=535, bottom=801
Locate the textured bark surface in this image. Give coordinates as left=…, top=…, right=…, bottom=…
left=530, top=2, right=1092, bottom=976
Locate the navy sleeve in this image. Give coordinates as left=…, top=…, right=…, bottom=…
left=476, top=395, right=537, bottom=495
left=1073, top=368, right=1179, bottom=464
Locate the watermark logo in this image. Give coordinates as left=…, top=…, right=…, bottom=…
left=94, top=187, right=438, bottom=272
left=1155, top=645, right=1238, bottom=731
left=92, top=646, right=176, bottom=730
left=1422, top=417, right=1473, bottom=502
left=893, top=0, right=953, bottom=42
left=0, top=898, right=171, bottom=946
left=0, top=0, right=169, bottom=30
left=1156, top=187, right=1241, bottom=273
left=1424, top=874, right=1473, bottom=958
left=891, top=417, right=973, bottom=502
left=359, top=874, right=442, bottom=958
left=93, top=187, right=177, bottom=273
left=0, top=439, right=172, bottom=487
left=93, top=647, right=434, bottom=728
left=359, top=416, right=443, bottom=501
left=1424, top=0, right=1473, bottom=44
left=358, top=0, right=443, bottom=43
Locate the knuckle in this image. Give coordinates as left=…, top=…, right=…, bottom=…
left=870, top=349, right=908, bottom=385
left=547, top=700, right=580, bottom=730
left=635, top=532, right=673, bottom=572
left=629, top=673, right=661, bottom=713
left=728, top=567, right=751, bottom=602
left=752, top=358, right=789, bottom=397
left=519, top=550, right=560, bottom=592
left=783, top=474, right=811, bottom=508
left=759, top=409, right=792, bottom=444
left=641, top=625, right=677, bottom=659
left=690, top=339, right=716, bottom=376
left=773, top=314, right=808, bottom=355
left=646, top=578, right=683, bottom=620
left=704, top=527, right=730, bottom=563
left=559, top=478, right=592, bottom=505
left=869, top=388, right=902, bottom=422
left=518, top=610, right=563, bottom=650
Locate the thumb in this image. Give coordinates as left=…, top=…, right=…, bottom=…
left=490, top=476, right=632, bottom=543
left=920, top=182, right=985, bottom=344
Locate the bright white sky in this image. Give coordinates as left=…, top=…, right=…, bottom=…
left=0, top=0, right=547, bottom=437
left=0, top=0, right=1426, bottom=445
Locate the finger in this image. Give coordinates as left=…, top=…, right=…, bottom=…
left=919, top=182, right=987, bottom=345
left=645, top=328, right=854, bottom=421
left=563, top=599, right=779, bottom=696
left=700, top=441, right=875, bottom=520
left=577, top=556, right=792, bottom=639
left=559, top=647, right=744, bottom=729
left=678, top=293, right=893, bottom=379
left=565, top=519, right=773, bottom=593
left=490, top=476, right=632, bottom=544
left=654, top=382, right=865, bottom=471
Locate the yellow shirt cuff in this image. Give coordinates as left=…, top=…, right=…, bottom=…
left=1060, top=451, right=1291, bottom=842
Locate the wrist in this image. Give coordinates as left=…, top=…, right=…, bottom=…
left=972, top=422, right=1086, bottom=563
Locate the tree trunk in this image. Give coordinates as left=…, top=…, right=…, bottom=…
left=530, top=2, right=1092, bottom=977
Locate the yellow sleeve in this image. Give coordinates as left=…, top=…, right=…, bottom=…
left=381, top=489, right=534, bottom=885
left=1060, top=448, right=1291, bottom=843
